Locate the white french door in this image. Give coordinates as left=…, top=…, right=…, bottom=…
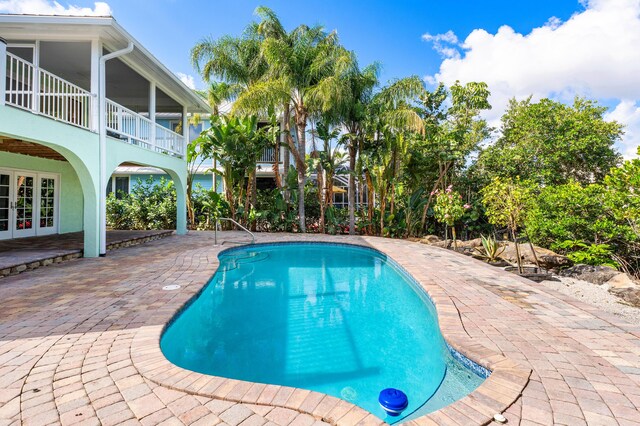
left=13, top=171, right=37, bottom=238
left=0, top=169, right=59, bottom=240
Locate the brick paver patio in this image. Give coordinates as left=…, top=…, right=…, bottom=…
left=0, top=232, right=639, bottom=425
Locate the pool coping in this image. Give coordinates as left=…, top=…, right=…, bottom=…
left=130, top=238, right=532, bottom=425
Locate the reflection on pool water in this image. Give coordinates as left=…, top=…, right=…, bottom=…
left=161, top=243, right=486, bottom=422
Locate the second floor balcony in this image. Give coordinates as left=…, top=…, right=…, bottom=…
left=0, top=15, right=209, bottom=160
left=4, top=51, right=187, bottom=158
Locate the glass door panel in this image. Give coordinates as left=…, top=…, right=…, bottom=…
left=14, top=172, right=36, bottom=238
left=37, top=175, right=58, bottom=235
left=0, top=172, right=11, bottom=239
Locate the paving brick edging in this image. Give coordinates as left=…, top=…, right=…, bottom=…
left=106, top=230, right=174, bottom=251
left=130, top=237, right=532, bottom=426
left=0, top=251, right=82, bottom=277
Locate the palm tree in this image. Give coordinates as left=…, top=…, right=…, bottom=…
left=191, top=22, right=267, bottom=91
left=339, top=74, right=425, bottom=234
left=196, top=81, right=239, bottom=116
left=360, top=77, right=426, bottom=234
left=338, top=63, right=380, bottom=234
left=234, top=7, right=355, bottom=232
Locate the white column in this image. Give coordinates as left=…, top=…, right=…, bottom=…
left=90, top=39, right=100, bottom=132
left=32, top=40, right=40, bottom=113
left=149, top=81, right=156, bottom=148
left=0, top=38, right=6, bottom=107
left=182, top=105, right=188, bottom=156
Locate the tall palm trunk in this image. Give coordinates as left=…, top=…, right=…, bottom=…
left=317, top=166, right=325, bottom=233
left=295, top=111, right=307, bottom=232
left=273, top=137, right=281, bottom=189
left=251, top=170, right=257, bottom=231
left=365, top=170, right=374, bottom=235
left=283, top=103, right=292, bottom=202
left=348, top=141, right=357, bottom=235
left=379, top=186, right=386, bottom=236
left=326, top=170, right=334, bottom=207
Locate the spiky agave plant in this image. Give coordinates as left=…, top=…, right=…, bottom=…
left=473, top=235, right=506, bottom=263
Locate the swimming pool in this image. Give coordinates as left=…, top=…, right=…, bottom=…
left=161, top=243, right=486, bottom=422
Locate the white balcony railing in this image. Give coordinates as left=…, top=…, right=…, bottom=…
left=5, top=52, right=34, bottom=110
left=105, top=99, right=152, bottom=148
left=155, top=123, right=185, bottom=157
left=4, top=52, right=185, bottom=158
left=6, top=52, right=93, bottom=130
left=259, top=147, right=278, bottom=163
left=105, top=99, right=185, bottom=157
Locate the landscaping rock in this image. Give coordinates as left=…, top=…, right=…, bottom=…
left=457, top=238, right=483, bottom=250
left=421, top=235, right=442, bottom=244
left=606, top=273, right=639, bottom=289
left=609, top=287, right=640, bottom=308
left=539, top=255, right=573, bottom=270
left=500, top=242, right=571, bottom=271
left=559, top=264, right=621, bottom=285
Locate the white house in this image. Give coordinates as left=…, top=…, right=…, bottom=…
left=0, top=14, right=209, bottom=257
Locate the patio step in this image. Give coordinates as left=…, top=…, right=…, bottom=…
left=0, top=230, right=174, bottom=279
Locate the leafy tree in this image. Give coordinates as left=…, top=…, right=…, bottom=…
left=480, top=177, right=532, bottom=272
left=525, top=181, right=619, bottom=247
left=186, top=133, right=213, bottom=226
left=478, top=97, right=623, bottom=186
left=604, top=148, right=640, bottom=240
left=432, top=185, right=469, bottom=249
left=415, top=81, right=491, bottom=233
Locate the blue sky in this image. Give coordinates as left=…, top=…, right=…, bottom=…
left=98, top=0, right=584, bottom=89
left=2, top=0, right=638, bottom=157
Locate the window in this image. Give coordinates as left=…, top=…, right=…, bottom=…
left=107, top=176, right=130, bottom=199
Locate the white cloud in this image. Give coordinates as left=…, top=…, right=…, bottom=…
left=424, top=0, right=640, bottom=158
left=606, top=100, right=640, bottom=159
left=0, top=0, right=112, bottom=16
left=176, top=72, right=196, bottom=90
left=422, top=30, right=461, bottom=59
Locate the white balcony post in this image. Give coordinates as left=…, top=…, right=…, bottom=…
left=149, top=81, right=156, bottom=149
left=90, top=40, right=100, bottom=132
left=31, top=40, right=40, bottom=113
left=0, top=38, right=6, bottom=107
left=99, top=42, right=134, bottom=256
left=182, top=105, right=188, bottom=155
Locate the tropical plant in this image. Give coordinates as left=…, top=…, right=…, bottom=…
left=480, top=177, right=532, bottom=273
left=473, top=235, right=506, bottom=263
left=553, top=240, right=619, bottom=269
left=106, top=177, right=177, bottom=230
left=186, top=132, right=213, bottom=226
left=201, top=115, right=271, bottom=227
left=432, top=185, right=469, bottom=249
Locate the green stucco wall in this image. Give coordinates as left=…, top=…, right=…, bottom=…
left=0, top=151, right=84, bottom=233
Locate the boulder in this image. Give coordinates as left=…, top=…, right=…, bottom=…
left=559, top=264, right=621, bottom=285
left=500, top=242, right=571, bottom=271
left=539, top=255, right=573, bottom=270
left=456, top=238, right=483, bottom=250
left=609, top=287, right=640, bottom=308
left=605, top=273, right=639, bottom=289
left=421, top=235, right=443, bottom=244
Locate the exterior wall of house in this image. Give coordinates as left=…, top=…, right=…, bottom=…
left=117, top=173, right=224, bottom=193
left=0, top=104, right=189, bottom=256
left=0, top=151, right=84, bottom=233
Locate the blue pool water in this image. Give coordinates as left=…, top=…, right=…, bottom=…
left=161, top=243, right=485, bottom=422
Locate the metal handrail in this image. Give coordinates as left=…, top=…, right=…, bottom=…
left=214, top=217, right=255, bottom=245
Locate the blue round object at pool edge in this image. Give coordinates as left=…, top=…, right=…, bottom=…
left=379, top=388, right=409, bottom=416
